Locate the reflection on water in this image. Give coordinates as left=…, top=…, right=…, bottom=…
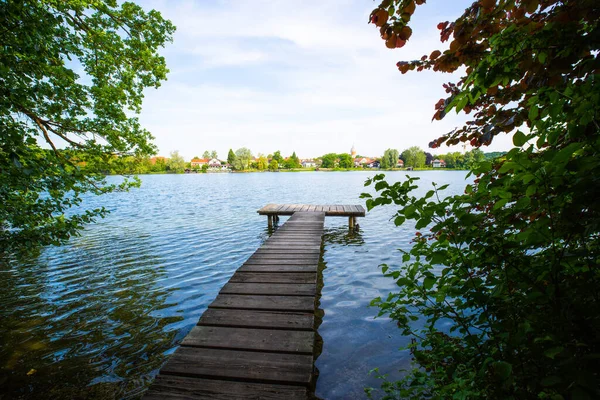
left=0, top=235, right=181, bottom=399
left=0, top=171, right=470, bottom=399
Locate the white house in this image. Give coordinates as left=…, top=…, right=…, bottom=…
left=432, top=159, right=446, bottom=168
left=301, top=159, right=317, bottom=168
left=354, top=157, right=371, bottom=167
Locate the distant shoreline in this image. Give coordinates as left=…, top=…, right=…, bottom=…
left=106, top=168, right=468, bottom=176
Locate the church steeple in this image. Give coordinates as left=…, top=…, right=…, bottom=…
left=351, top=144, right=357, bottom=157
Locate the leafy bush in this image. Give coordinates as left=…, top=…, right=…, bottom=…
left=364, top=0, right=600, bottom=398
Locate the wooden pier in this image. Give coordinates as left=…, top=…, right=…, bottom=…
left=258, top=203, right=365, bottom=229
left=144, top=210, right=336, bottom=399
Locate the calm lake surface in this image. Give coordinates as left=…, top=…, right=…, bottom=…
left=0, top=171, right=471, bottom=399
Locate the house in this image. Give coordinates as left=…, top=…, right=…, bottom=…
left=396, top=159, right=404, bottom=168
left=354, top=157, right=371, bottom=167
left=367, top=160, right=380, bottom=168
left=432, top=159, right=446, bottom=168
left=301, top=159, right=317, bottom=168
left=190, top=158, right=210, bottom=168
left=208, top=158, right=223, bottom=169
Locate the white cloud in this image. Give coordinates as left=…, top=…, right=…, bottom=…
left=139, top=0, right=512, bottom=160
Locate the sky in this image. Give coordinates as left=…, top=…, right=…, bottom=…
left=138, top=0, right=513, bottom=160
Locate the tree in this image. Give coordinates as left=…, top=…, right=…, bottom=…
left=401, top=146, right=426, bottom=168
left=464, top=148, right=485, bottom=169
left=365, top=1, right=600, bottom=399
left=338, top=153, right=353, bottom=168
left=272, top=150, right=284, bottom=164
left=321, top=153, right=338, bottom=168
left=210, top=150, right=218, bottom=159
left=287, top=151, right=301, bottom=169
left=202, top=150, right=211, bottom=159
left=268, top=160, right=279, bottom=171
left=380, top=148, right=399, bottom=169
left=234, top=147, right=252, bottom=170
left=227, top=148, right=236, bottom=168
left=257, top=155, right=268, bottom=170
left=166, top=151, right=185, bottom=173
left=0, top=1, right=175, bottom=251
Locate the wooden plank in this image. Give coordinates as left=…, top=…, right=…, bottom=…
left=244, top=259, right=319, bottom=266
left=209, top=294, right=315, bottom=312
left=230, top=272, right=316, bottom=284
left=274, top=204, right=287, bottom=212
left=257, top=204, right=277, bottom=214
left=239, top=264, right=317, bottom=273
left=267, top=235, right=322, bottom=241
left=253, top=249, right=320, bottom=255
left=145, top=375, right=308, bottom=400
left=260, top=245, right=321, bottom=251
left=268, top=234, right=322, bottom=240
left=265, top=239, right=322, bottom=245
left=271, top=232, right=322, bottom=237
left=221, top=282, right=316, bottom=296
left=159, top=347, right=314, bottom=386
left=248, top=254, right=319, bottom=262
left=263, top=242, right=321, bottom=248
left=182, top=326, right=314, bottom=354
left=198, top=308, right=314, bottom=331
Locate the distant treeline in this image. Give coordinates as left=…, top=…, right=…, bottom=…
left=76, top=148, right=507, bottom=175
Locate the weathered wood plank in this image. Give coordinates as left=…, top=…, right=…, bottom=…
left=182, top=326, right=315, bottom=354
left=259, top=244, right=321, bottom=249
left=144, top=375, right=308, bottom=400
left=230, top=272, right=316, bottom=284
left=244, top=259, right=319, bottom=266
left=198, top=308, right=314, bottom=330
left=221, top=282, right=316, bottom=296
left=248, top=255, right=320, bottom=263
left=209, top=294, right=315, bottom=312
left=253, top=249, right=320, bottom=255
left=238, top=264, right=317, bottom=273
left=159, top=347, right=314, bottom=385
left=265, top=240, right=322, bottom=246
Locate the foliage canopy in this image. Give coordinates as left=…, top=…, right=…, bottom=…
left=1, top=0, right=175, bottom=251
left=365, top=0, right=600, bottom=398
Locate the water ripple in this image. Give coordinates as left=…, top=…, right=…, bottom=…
left=0, top=171, right=470, bottom=399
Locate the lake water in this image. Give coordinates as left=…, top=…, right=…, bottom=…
left=0, top=171, right=471, bottom=399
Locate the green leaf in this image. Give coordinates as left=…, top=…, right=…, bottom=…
left=498, top=162, right=517, bottom=173
left=513, top=130, right=527, bottom=147
left=493, top=361, right=512, bottom=380
left=526, top=185, right=537, bottom=197
left=493, top=198, right=509, bottom=210
left=529, top=106, right=539, bottom=121
left=423, top=276, right=436, bottom=290
left=541, top=376, right=562, bottom=387
left=544, top=346, right=563, bottom=359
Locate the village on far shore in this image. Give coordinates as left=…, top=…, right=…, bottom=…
left=103, top=145, right=505, bottom=175
left=143, top=145, right=502, bottom=173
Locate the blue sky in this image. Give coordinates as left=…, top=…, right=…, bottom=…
left=139, top=0, right=513, bottom=160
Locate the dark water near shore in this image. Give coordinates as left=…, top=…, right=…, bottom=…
left=0, top=171, right=471, bottom=399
